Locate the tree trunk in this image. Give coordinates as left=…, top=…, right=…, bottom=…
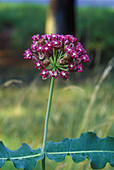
left=45, top=0, right=75, bottom=36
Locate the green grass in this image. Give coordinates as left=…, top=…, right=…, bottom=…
left=0, top=68, right=113, bottom=170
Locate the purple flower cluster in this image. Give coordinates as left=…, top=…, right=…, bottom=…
left=24, top=33, right=90, bottom=80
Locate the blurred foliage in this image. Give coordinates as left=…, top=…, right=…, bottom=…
left=0, top=3, right=47, bottom=49
left=0, top=4, right=114, bottom=64
left=77, top=7, right=114, bottom=63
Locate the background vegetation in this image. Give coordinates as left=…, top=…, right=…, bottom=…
left=0, top=3, right=114, bottom=65
left=0, top=3, right=114, bottom=170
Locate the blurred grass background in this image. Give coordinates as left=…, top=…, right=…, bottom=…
left=0, top=3, right=114, bottom=66
left=0, top=68, right=113, bottom=170
left=0, top=2, right=114, bottom=170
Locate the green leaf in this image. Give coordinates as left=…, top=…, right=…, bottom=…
left=0, top=132, right=114, bottom=169
left=0, top=142, right=44, bottom=170
left=45, top=132, right=114, bottom=169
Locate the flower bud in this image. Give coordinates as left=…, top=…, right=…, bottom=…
left=43, top=59, right=50, bottom=67
left=59, top=59, right=66, bottom=65
left=38, top=38, right=45, bottom=45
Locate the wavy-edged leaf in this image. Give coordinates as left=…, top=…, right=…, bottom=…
left=0, top=132, right=114, bottom=169
left=0, top=142, right=44, bottom=170
left=46, top=132, right=114, bottom=169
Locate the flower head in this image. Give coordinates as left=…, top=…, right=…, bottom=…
left=24, top=34, right=90, bottom=80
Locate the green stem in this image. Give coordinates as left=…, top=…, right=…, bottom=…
left=42, top=77, right=55, bottom=170
left=58, top=67, right=68, bottom=71
left=42, top=155, right=45, bottom=170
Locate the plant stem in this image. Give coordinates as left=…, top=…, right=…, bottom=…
left=42, top=77, right=55, bottom=170
left=42, top=155, right=45, bottom=170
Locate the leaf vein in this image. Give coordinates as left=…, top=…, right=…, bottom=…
left=46, top=150, right=114, bottom=155
left=0, top=150, right=114, bottom=160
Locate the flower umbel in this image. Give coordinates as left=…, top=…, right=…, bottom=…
left=24, top=33, right=90, bottom=79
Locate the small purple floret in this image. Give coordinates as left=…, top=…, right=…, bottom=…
left=51, top=70, right=60, bottom=79
left=40, top=69, right=49, bottom=80
left=60, top=71, right=69, bottom=79
left=23, top=49, right=32, bottom=59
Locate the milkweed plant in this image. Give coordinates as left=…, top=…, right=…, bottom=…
left=0, top=33, right=114, bottom=170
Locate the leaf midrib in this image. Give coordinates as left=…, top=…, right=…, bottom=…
left=0, top=150, right=114, bottom=160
